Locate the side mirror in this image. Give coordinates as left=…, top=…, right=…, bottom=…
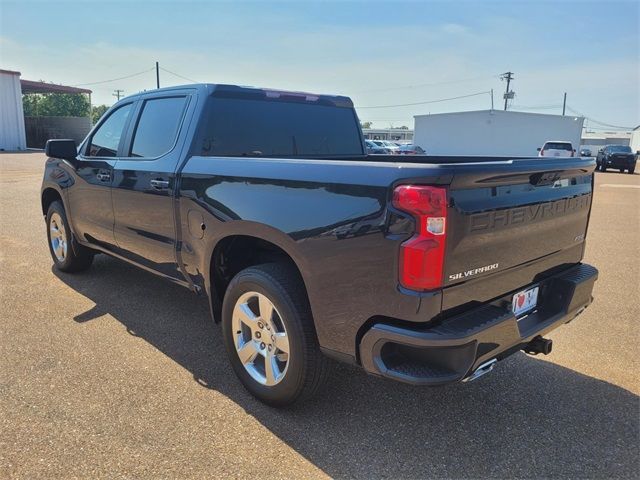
left=536, top=147, right=541, bottom=152
left=45, top=139, right=77, bottom=161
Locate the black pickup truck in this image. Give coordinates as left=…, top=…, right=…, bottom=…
left=42, top=84, right=598, bottom=406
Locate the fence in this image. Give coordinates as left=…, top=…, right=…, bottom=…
left=24, top=116, right=91, bottom=149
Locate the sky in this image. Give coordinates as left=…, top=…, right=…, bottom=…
left=1, top=0, right=638, bottom=130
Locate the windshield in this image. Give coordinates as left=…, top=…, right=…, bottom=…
left=197, top=97, right=363, bottom=157
left=608, top=145, right=632, bottom=153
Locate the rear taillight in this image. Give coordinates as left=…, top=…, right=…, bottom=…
left=392, top=185, right=447, bottom=291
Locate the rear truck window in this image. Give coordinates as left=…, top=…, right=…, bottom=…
left=197, top=97, right=364, bottom=157
left=544, top=142, right=573, bottom=151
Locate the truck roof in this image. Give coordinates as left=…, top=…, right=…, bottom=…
left=122, top=83, right=354, bottom=108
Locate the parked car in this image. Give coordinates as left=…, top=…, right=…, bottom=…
left=372, top=140, right=400, bottom=154
left=397, top=144, right=426, bottom=155
left=42, top=83, right=598, bottom=406
left=537, top=141, right=576, bottom=157
left=365, top=139, right=389, bottom=154
left=579, top=148, right=592, bottom=157
left=596, top=145, right=636, bottom=173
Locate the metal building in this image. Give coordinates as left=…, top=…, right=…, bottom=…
left=361, top=128, right=414, bottom=142
left=413, top=109, right=584, bottom=157
left=20, top=79, right=92, bottom=148
left=0, top=69, right=27, bottom=151
left=580, top=131, right=632, bottom=152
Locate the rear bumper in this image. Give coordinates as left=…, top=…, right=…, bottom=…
left=359, top=263, right=598, bottom=385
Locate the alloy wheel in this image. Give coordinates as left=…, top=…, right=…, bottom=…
left=49, top=212, right=68, bottom=262
left=231, top=291, right=290, bottom=386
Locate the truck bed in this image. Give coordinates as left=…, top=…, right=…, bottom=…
left=178, top=154, right=595, bottom=361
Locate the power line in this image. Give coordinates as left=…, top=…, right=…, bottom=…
left=159, top=66, right=200, bottom=83
left=351, top=74, right=500, bottom=94
left=71, top=67, right=156, bottom=87
left=357, top=91, right=491, bottom=109
left=565, top=106, right=634, bottom=130
left=510, top=104, right=563, bottom=110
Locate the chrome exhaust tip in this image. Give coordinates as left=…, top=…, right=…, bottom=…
left=463, top=358, right=498, bottom=383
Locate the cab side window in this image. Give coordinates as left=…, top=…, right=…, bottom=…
left=88, top=104, right=133, bottom=157
left=129, top=97, right=187, bottom=158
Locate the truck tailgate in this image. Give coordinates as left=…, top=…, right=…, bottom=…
left=442, top=158, right=594, bottom=311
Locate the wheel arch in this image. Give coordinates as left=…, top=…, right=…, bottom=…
left=41, top=186, right=64, bottom=216
left=206, top=231, right=311, bottom=325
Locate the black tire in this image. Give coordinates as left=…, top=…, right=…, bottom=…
left=221, top=263, right=330, bottom=407
left=600, top=162, right=606, bottom=172
left=46, top=201, right=94, bottom=272
left=619, top=168, right=624, bottom=173
left=629, top=168, right=635, bottom=174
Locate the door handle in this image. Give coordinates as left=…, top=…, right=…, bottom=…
left=96, top=172, right=111, bottom=182
left=150, top=179, right=170, bottom=190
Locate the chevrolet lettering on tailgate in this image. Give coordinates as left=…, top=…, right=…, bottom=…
left=469, top=194, right=592, bottom=233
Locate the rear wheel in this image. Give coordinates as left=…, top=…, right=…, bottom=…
left=619, top=168, right=624, bottom=173
left=46, top=201, right=94, bottom=272
left=221, top=263, right=330, bottom=406
left=629, top=167, right=635, bottom=174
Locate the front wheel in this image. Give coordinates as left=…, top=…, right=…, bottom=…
left=221, top=263, right=330, bottom=406
left=46, top=201, right=94, bottom=272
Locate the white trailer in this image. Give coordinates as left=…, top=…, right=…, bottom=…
left=413, top=109, right=584, bottom=157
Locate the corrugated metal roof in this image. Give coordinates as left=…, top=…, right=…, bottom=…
left=20, top=79, right=92, bottom=95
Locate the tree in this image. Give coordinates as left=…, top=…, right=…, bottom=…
left=360, top=121, right=373, bottom=129
left=22, top=93, right=91, bottom=117
left=92, top=105, right=109, bottom=124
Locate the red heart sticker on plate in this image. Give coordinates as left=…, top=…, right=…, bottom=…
left=517, top=295, right=525, bottom=308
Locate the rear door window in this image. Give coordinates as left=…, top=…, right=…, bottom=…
left=129, top=96, right=188, bottom=158
left=88, top=103, right=133, bottom=157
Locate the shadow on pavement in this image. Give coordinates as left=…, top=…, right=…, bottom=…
left=54, top=256, right=640, bottom=479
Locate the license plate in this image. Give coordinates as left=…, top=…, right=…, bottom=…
left=512, top=286, right=539, bottom=317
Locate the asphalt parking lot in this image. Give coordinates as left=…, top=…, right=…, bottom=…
left=1, top=152, right=638, bottom=479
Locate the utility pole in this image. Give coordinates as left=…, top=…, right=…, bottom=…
left=156, top=61, right=160, bottom=89
left=500, top=71, right=514, bottom=110
left=490, top=89, right=494, bottom=110
left=112, top=89, right=124, bottom=101
left=562, top=92, right=567, bottom=115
